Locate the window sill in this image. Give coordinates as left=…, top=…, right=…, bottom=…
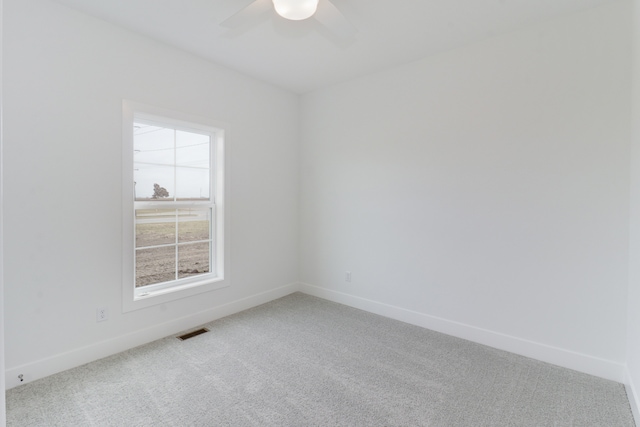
left=123, top=276, right=229, bottom=313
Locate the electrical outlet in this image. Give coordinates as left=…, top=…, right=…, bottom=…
left=97, top=307, right=108, bottom=322
left=345, top=271, right=352, bottom=282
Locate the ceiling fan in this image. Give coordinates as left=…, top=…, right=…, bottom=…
left=221, top=0, right=357, bottom=38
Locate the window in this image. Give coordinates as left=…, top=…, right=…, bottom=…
left=122, top=101, right=227, bottom=311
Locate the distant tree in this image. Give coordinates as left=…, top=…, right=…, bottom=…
left=152, top=183, right=169, bottom=199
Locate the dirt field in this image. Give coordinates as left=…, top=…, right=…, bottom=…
left=135, top=218, right=211, bottom=287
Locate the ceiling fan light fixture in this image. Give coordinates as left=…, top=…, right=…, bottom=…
left=272, top=0, right=319, bottom=21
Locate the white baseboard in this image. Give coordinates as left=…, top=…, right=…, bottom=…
left=5, top=283, right=300, bottom=390
left=300, top=283, right=626, bottom=383
left=625, top=367, right=640, bottom=426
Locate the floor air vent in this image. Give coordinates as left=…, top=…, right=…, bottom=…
left=177, top=328, right=209, bottom=341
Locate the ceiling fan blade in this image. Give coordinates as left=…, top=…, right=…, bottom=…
left=314, top=0, right=357, bottom=39
left=220, top=0, right=272, bottom=29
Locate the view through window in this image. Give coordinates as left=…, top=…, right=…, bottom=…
left=133, top=121, right=216, bottom=290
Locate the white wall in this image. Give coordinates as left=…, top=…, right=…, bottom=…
left=300, top=1, right=632, bottom=381
left=627, top=0, right=640, bottom=420
left=2, top=0, right=299, bottom=387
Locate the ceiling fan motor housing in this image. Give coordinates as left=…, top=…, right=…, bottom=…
left=272, top=0, right=320, bottom=20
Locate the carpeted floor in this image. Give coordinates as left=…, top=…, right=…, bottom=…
left=6, top=293, right=636, bottom=426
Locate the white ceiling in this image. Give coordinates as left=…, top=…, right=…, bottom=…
left=51, top=0, right=617, bottom=93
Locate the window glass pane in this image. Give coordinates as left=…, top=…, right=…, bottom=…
left=176, top=130, right=209, bottom=166
left=136, top=246, right=176, bottom=287
left=134, top=123, right=175, bottom=201
left=135, top=209, right=176, bottom=248
left=178, top=208, right=210, bottom=243
left=178, top=242, right=210, bottom=279
left=176, top=130, right=210, bottom=200
left=134, top=164, right=175, bottom=201
left=134, top=124, right=174, bottom=164
left=176, top=167, right=210, bottom=200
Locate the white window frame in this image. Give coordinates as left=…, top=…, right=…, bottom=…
left=122, top=100, right=229, bottom=312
